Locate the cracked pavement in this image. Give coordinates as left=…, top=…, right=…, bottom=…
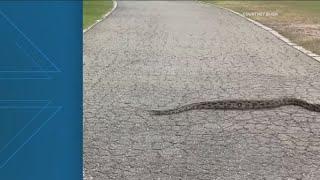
left=84, top=1, right=320, bottom=179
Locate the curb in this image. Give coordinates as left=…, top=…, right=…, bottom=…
left=198, top=1, right=320, bottom=63
left=83, top=0, right=117, bottom=33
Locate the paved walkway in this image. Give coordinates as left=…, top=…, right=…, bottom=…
left=84, top=1, right=320, bottom=179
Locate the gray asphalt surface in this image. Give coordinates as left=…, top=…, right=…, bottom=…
left=84, top=1, right=320, bottom=179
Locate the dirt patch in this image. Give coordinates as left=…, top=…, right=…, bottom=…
left=288, top=24, right=320, bottom=38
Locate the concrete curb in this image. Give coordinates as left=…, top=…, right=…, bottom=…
left=83, top=0, right=117, bottom=34
left=198, top=1, right=320, bottom=63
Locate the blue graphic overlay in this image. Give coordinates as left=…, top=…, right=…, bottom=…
left=0, top=1, right=82, bottom=180
left=0, top=10, right=60, bottom=79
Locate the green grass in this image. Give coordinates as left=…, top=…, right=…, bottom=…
left=207, top=1, right=320, bottom=54
left=83, top=0, right=113, bottom=29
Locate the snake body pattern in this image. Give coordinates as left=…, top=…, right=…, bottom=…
left=149, top=98, right=320, bottom=115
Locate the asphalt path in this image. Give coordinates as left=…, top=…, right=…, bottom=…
left=84, top=1, right=320, bottom=179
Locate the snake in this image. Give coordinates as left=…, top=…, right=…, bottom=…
left=148, top=98, right=320, bottom=115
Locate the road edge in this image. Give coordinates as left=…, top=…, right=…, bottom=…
left=83, top=0, right=118, bottom=34
left=198, top=1, right=320, bottom=63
